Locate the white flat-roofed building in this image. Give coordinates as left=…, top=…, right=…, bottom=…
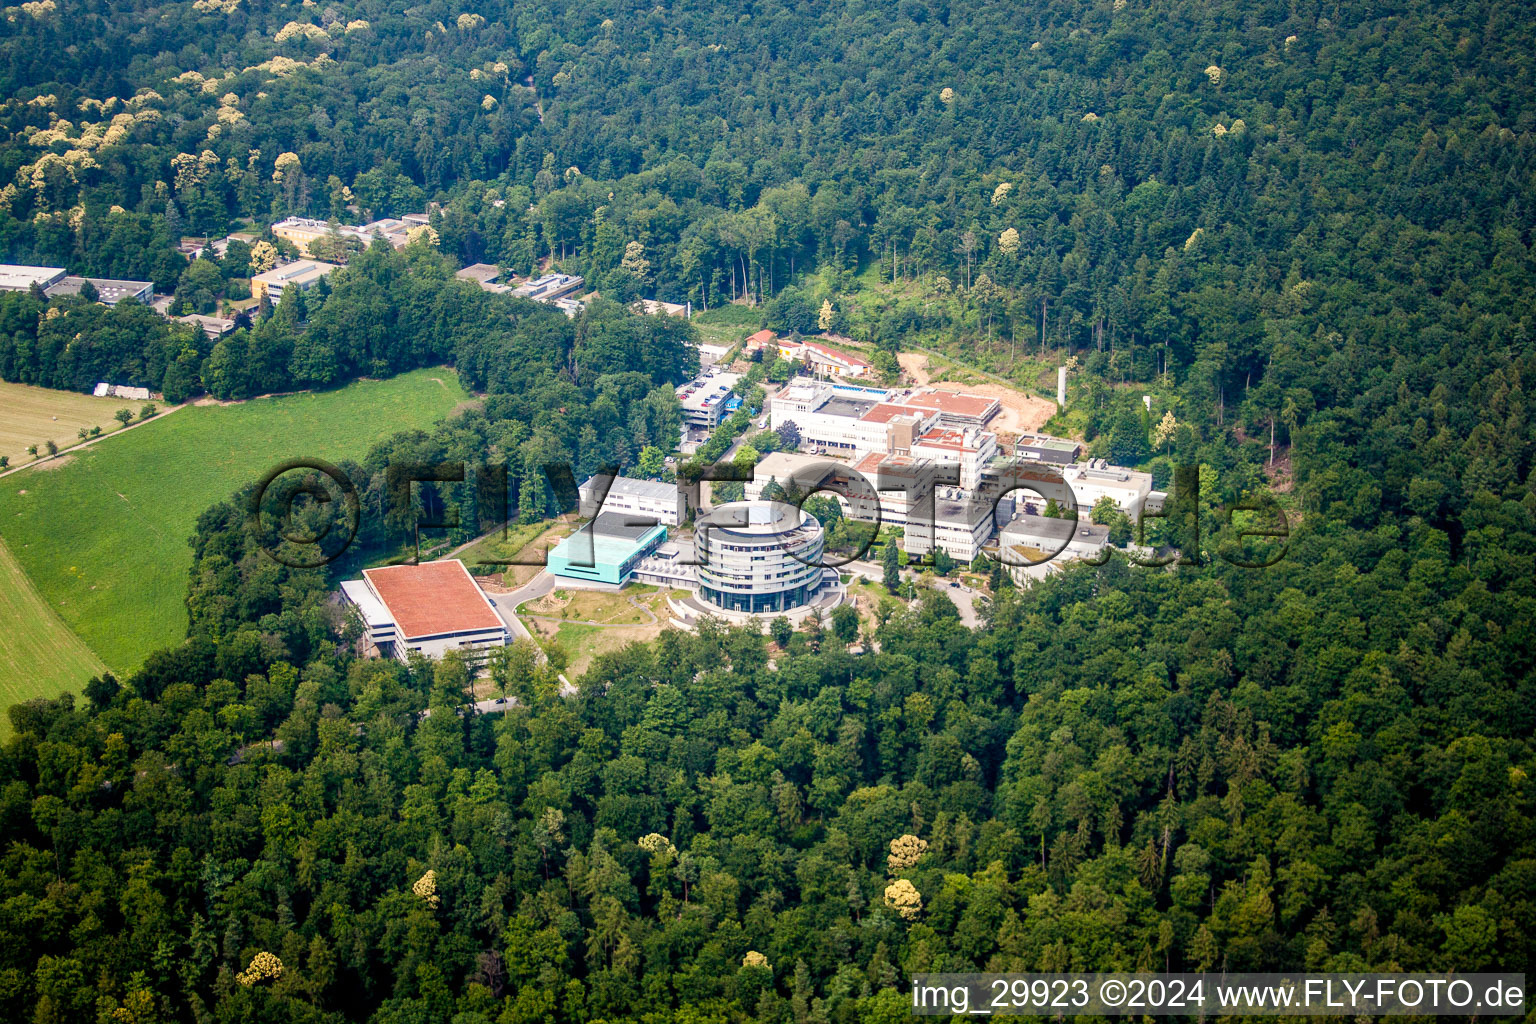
left=1015, top=433, right=1082, bottom=465
left=695, top=340, right=731, bottom=366
left=903, top=493, right=995, bottom=563
left=769, top=377, right=835, bottom=422
left=630, top=540, right=698, bottom=588
left=456, top=263, right=505, bottom=292
left=909, top=425, right=999, bottom=491
left=1061, top=460, right=1153, bottom=519
left=0, top=265, right=66, bottom=292
left=340, top=579, right=396, bottom=650
left=512, top=273, right=584, bottom=302
left=677, top=371, right=741, bottom=432
left=92, top=383, right=153, bottom=400
left=341, top=559, right=509, bottom=662
left=851, top=452, right=929, bottom=530
left=745, top=451, right=842, bottom=502
left=252, top=260, right=340, bottom=302
left=636, top=298, right=691, bottom=318
left=769, top=377, right=933, bottom=455
left=578, top=474, right=685, bottom=526
left=176, top=313, right=237, bottom=338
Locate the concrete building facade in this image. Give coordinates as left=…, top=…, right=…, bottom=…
left=1060, top=460, right=1154, bottom=518
left=578, top=475, right=685, bottom=526
left=909, top=425, right=999, bottom=491
left=696, top=500, right=828, bottom=614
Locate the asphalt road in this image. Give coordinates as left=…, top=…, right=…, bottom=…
left=842, top=558, right=983, bottom=627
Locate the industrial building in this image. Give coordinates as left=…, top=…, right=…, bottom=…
left=44, top=276, right=154, bottom=306
left=578, top=475, right=685, bottom=526
left=998, top=514, right=1112, bottom=586
left=340, top=559, right=509, bottom=661
left=998, top=514, right=1110, bottom=567
left=547, top=513, right=669, bottom=585
left=695, top=500, right=830, bottom=614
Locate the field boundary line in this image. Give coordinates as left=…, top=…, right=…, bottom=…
left=0, top=402, right=187, bottom=481
left=0, top=533, right=107, bottom=689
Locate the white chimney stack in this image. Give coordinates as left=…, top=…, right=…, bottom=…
left=1057, top=365, right=1068, bottom=407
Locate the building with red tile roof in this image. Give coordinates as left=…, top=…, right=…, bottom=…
left=341, top=559, right=509, bottom=663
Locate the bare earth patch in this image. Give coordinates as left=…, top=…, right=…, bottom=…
left=898, top=351, right=932, bottom=385
left=926, top=381, right=1056, bottom=436
left=895, top=353, right=1056, bottom=435
left=30, top=455, right=75, bottom=472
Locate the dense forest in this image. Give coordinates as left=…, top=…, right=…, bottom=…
left=2, top=0, right=1536, bottom=1021
left=4, top=508, right=1534, bottom=1022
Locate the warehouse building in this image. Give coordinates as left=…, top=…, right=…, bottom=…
left=998, top=514, right=1112, bottom=586
left=46, top=276, right=154, bottom=306
left=0, top=265, right=66, bottom=291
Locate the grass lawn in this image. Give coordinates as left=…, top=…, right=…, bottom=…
left=450, top=519, right=555, bottom=575
left=518, top=584, right=674, bottom=677
left=0, top=535, right=107, bottom=728
left=519, top=585, right=665, bottom=624
left=525, top=614, right=668, bottom=679
left=0, top=368, right=470, bottom=688
left=0, top=380, right=144, bottom=466
left=691, top=305, right=762, bottom=356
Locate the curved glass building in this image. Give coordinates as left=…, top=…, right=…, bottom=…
left=695, top=500, right=826, bottom=614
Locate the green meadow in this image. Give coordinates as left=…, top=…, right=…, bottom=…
left=0, top=369, right=470, bottom=692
